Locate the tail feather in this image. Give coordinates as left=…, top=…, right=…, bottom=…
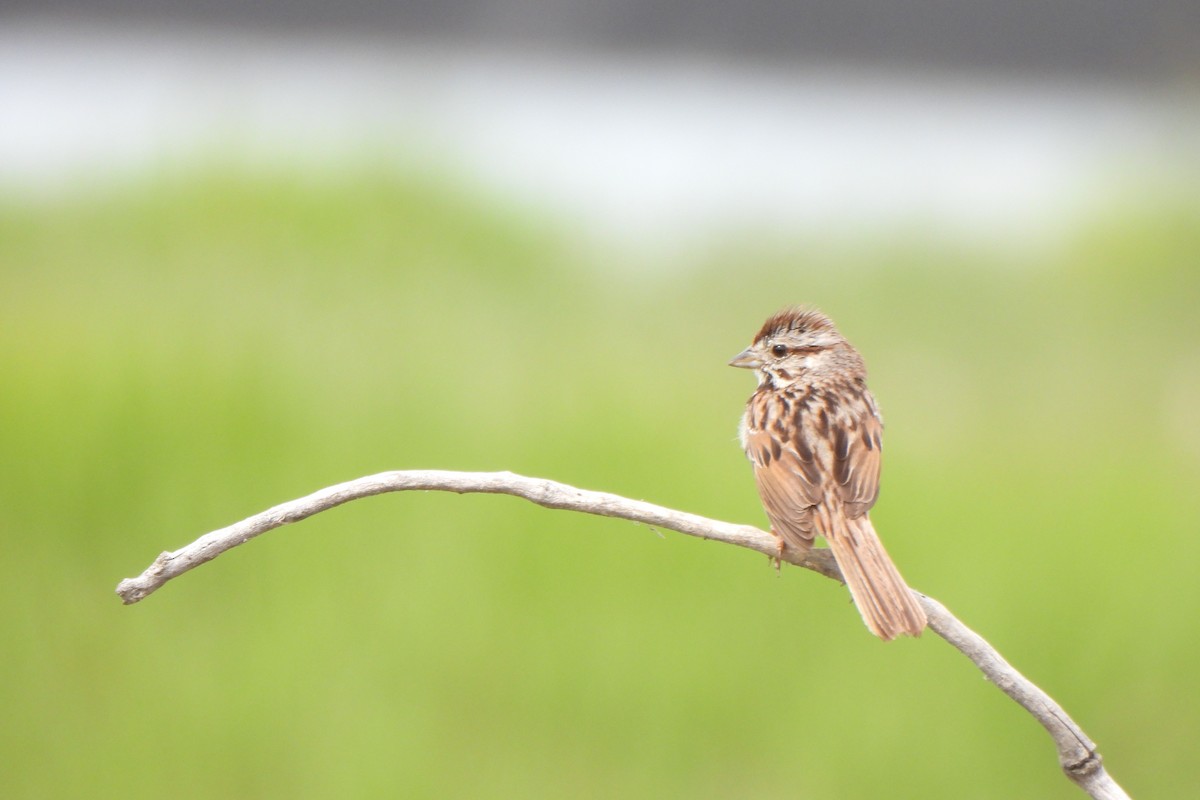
left=824, top=512, right=926, bottom=640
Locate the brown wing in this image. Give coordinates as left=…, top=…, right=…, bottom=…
left=743, top=425, right=822, bottom=549
left=831, top=393, right=883, bottom=518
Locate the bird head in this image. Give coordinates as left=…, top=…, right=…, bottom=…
left=729, top=307, right=856, bottom=389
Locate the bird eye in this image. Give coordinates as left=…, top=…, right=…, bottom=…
left=771, top=344, right=788, bottom=357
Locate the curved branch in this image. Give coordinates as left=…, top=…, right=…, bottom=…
left=115, top=470, right=1128, bottom=800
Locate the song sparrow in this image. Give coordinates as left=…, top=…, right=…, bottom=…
left=730, top=307, right=926, bottom=640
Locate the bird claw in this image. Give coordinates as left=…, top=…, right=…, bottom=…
left=768, top=530, right=785, bottom=572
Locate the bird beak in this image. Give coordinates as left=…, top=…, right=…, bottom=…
left=728, top=348, right=762, bottom=369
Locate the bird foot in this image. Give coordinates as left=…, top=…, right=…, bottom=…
left=767, top=531, right=785, bottom=573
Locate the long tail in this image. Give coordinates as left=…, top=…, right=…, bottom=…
left=822, top=509, right=926, bottom=640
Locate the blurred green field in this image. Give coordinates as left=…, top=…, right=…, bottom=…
left=2, top=166, right=1197, bottom=798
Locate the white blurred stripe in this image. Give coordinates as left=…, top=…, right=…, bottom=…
left=0, top=19, right=1194, bottom=245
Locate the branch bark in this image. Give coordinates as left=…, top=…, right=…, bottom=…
left=115, top=470, right=1129, bottom=800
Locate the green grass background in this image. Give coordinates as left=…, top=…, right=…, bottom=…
left=2, top=165, right=1197, bottom=798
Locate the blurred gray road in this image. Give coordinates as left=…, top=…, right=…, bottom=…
left=5, top=1, right=1198, bottom=80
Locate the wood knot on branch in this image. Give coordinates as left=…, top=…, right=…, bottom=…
left=1062, top=748, right=1103, bottom=779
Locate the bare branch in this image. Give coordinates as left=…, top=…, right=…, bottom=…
left=920, top=596, right=1127, bottom=799
left=115, top=470, right=1128, bottom=800
left=115, top=470, right=840, bottom=603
